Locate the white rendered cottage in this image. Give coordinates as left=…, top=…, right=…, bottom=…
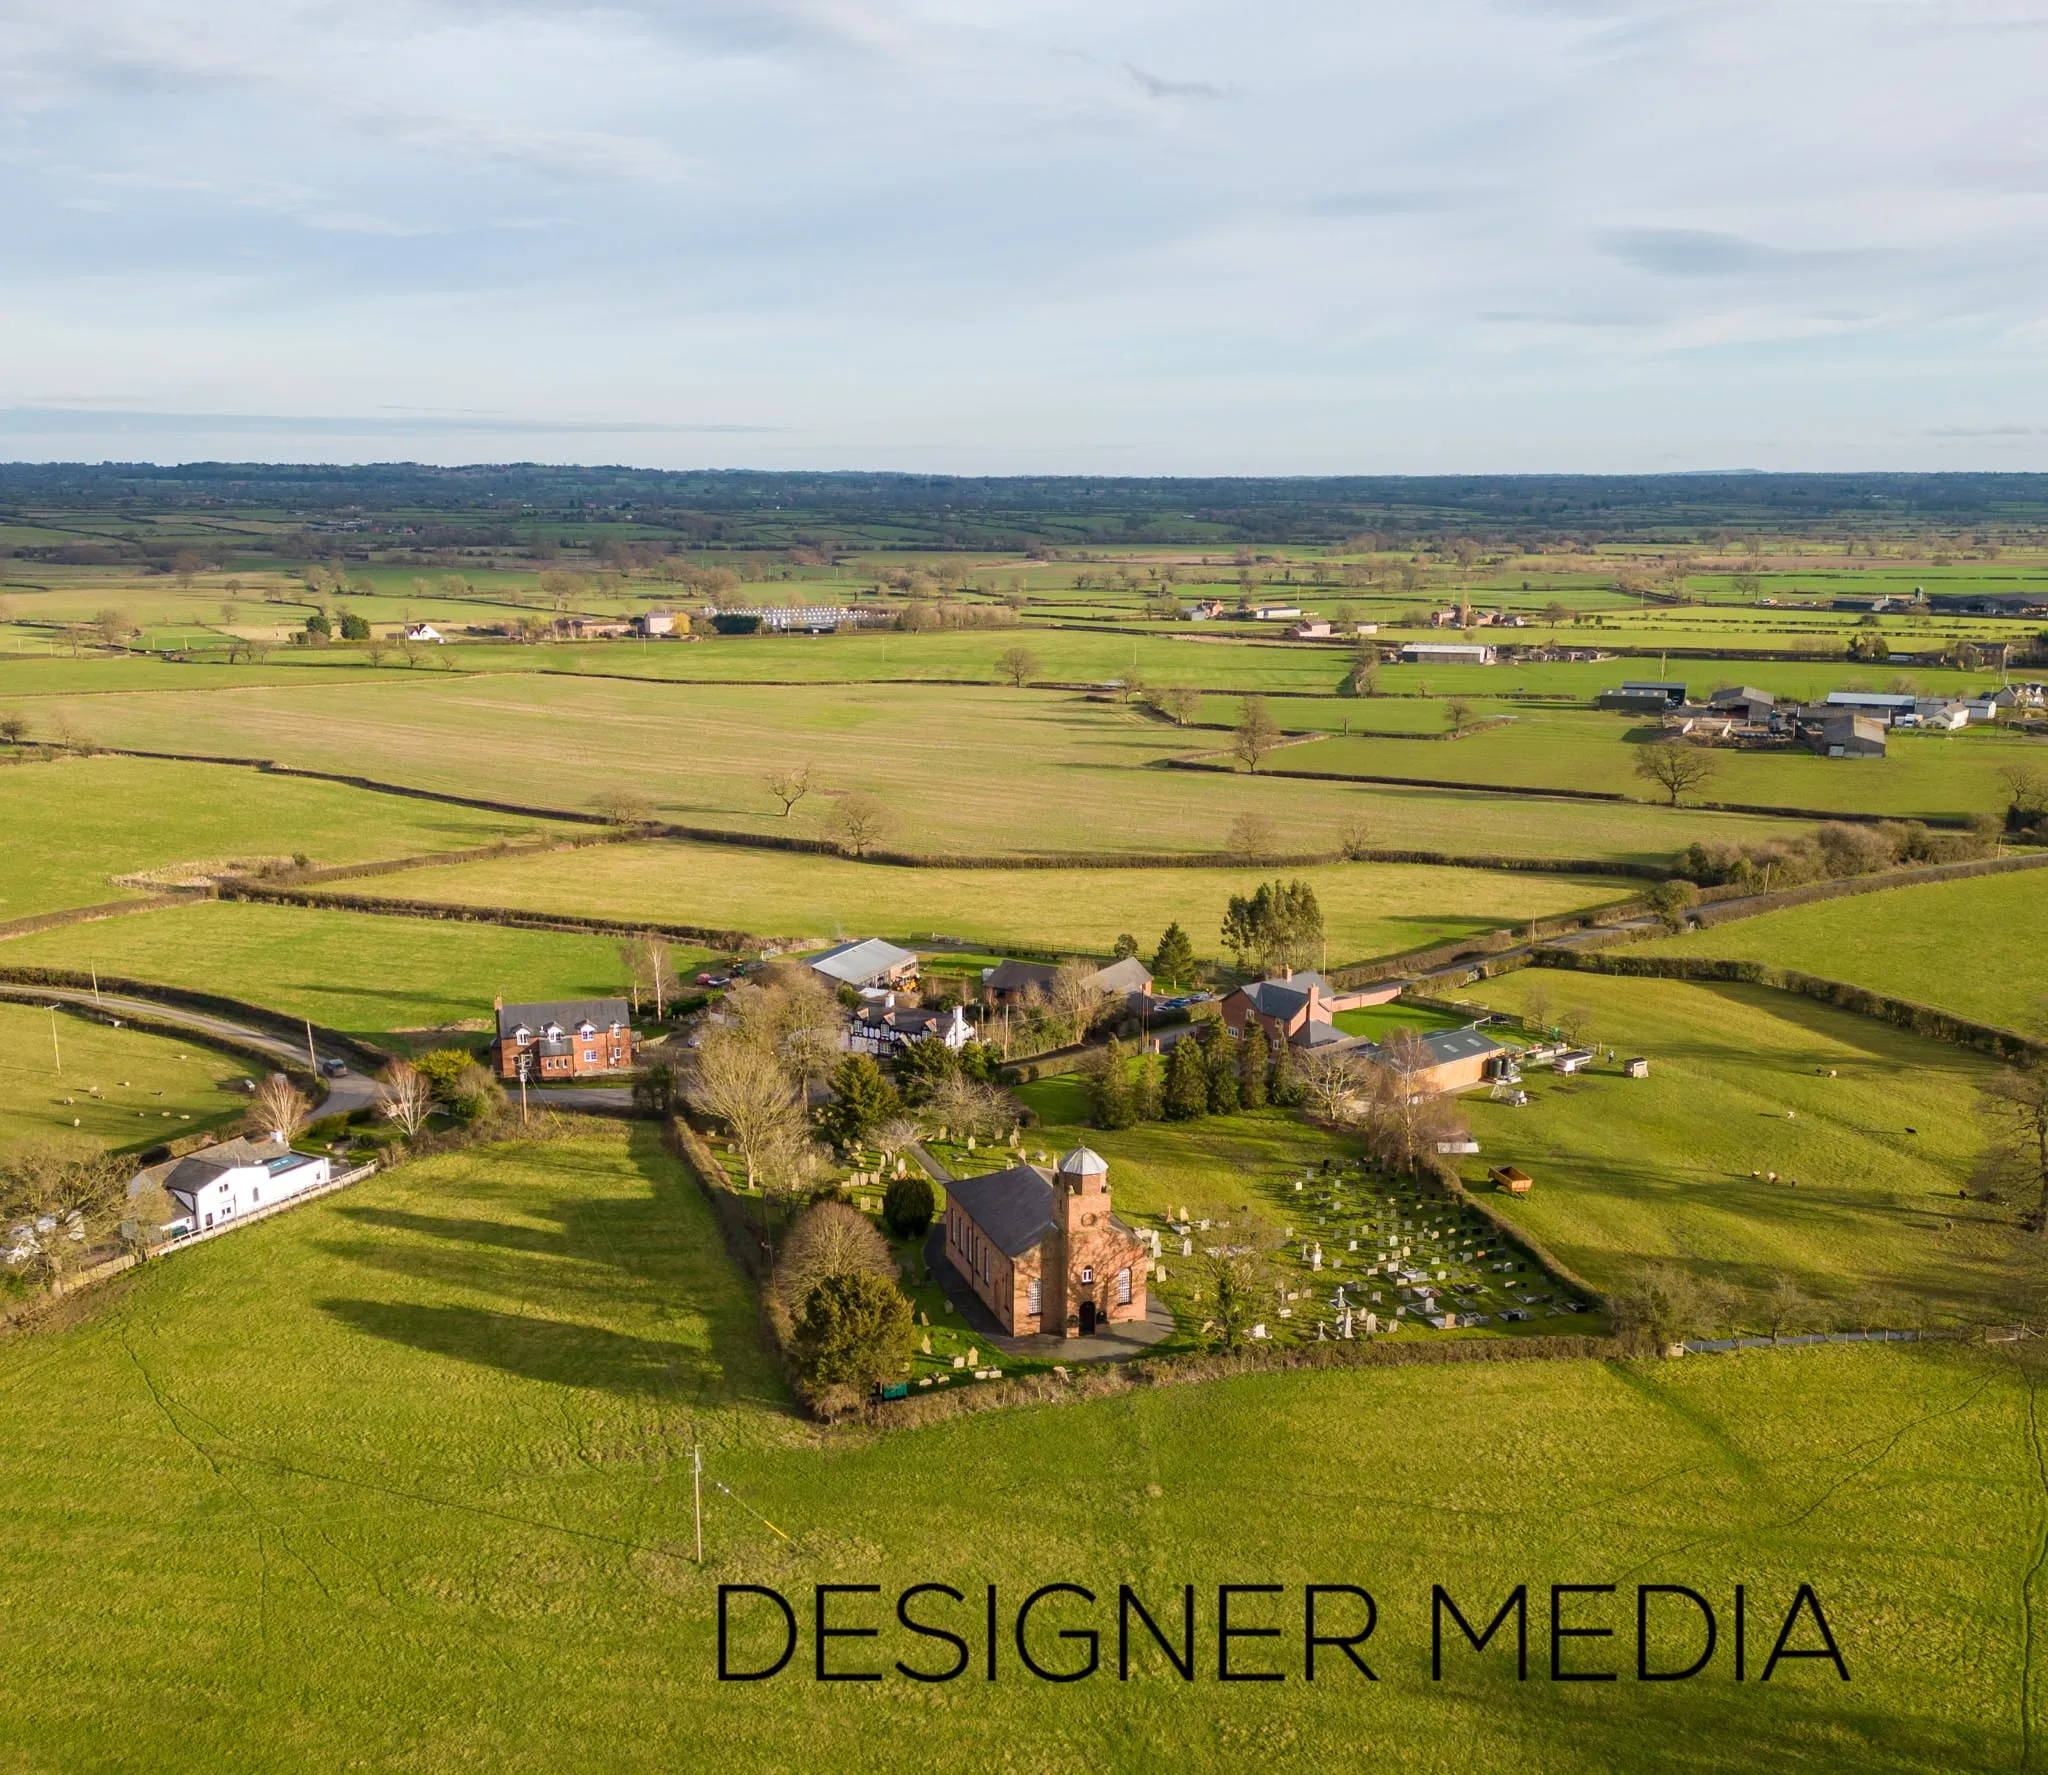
left=129, top=1133, right=333, bottom=1239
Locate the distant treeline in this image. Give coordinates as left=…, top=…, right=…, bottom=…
left=11, top=464, right=2048, bottom=549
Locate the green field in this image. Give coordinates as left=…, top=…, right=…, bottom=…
left=1, top=901, right=704, bottom=1047
left=0, top=1001, right=255, bottom=1150
left=336, top=837, right=1626, bottom=965
left=0, top=1124, right=2035, bottom=1772
left=1631, top=867, right=2048, bottom=1033
left=1284, top=712, right=2043, bottom=824
left=24, top=674, right=1808, bottom=866
left=1446, top=973, right=2023, bottom=1325
left=0, top=754, right=571, bottom=922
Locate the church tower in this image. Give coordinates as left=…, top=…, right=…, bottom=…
left=1052, top=1147, right=1111, bottom=1336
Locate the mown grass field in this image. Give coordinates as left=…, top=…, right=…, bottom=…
left=338, top=838, right=1627, bottom=964
left=1, top=901, right=703, bottom=1047
left=28, top=673, right=1806, bottom=866
left=0, top=1124, right=2035, bottom=1773
left=1632, top=867, right=2048, bottom=1033
left=0, top=754, right=570, bottom=922
left=1445, top=973, right=2024, bottom=1326
left=0, top=1001, right=255, bottom=1150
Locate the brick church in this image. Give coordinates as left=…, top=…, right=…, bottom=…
left=941, top=1147, right=1150, bottom=1339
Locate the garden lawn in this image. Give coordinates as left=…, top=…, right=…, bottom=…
left=0, top=900, right=708, bottom=1047
left=0, top=752, right=574, bottom=921
left=0, top=1001, right=255, bottom=1151
left=337, top=838, right=1627, bottom=966
left=29, top=671, right=1809, bottom=865
left=0, top=1122, right=2035, bottom=1773
left=1449, top=972, right=2026, bottom=1326
left=1631, top=865, right=2048, bottom=1033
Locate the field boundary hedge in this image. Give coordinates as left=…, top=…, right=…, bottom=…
left=1526, top=951, right=2047, bottom=1063
left=215, top=882, right=770, bottom=951
left=0, top=891, right=204, bottom=942
left=1326, top=895, right=1647, bottom=985
left=0, top=968, right=396, bottom=1068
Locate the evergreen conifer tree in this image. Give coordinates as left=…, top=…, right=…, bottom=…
left=1165, top=1033, right=1209, bottom=1120
left=1203, top=1026, right=1239, bottom=1114
left=1152, top=922, right=1197, bottom=987
left=1239, top=1019, right=1269, bottom=1109
left=1088, top=1037, right=1137, bottom=1130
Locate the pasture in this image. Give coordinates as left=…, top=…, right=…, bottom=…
left=1284, top=713, right=2039, bottom=824
left=0, top=901, right=700, bottom=1047
left=0, top=753, right=571, bottom=922
left=0, top=1123, right=2032, bottom=1773
left=336, top=838, right=1628, bottom=965
left=0, top=1001, right=255, bottom=1150
left=1632, top=866, right=2048, bottom=1034
left=1446, top=973, right=2024, bottom=1326
left=25, top=673, right=1807, bottom=866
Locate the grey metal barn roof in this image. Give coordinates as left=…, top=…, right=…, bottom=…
left=1419, top=1028, right=1510, bottom=1065
left=944, top=1163, right=1058, bottom=1257
left=807, top=938, right=918, bottom=986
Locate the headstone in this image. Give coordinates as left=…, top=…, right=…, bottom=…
left=1310, top=1244, right=1323, bottom=1272
left=1181, top=1237, right=1192, bottom=1258
left=966, top=1348, right=979, bottom=1367
left=951, top=1355, right=966, bottom=1368
left=920, top=1334, right=933, bottom=1354
left=1250, top=1323, right=1268, bottom=1340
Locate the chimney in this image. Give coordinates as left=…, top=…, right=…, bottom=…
left=494, top=995, right=504, bottom=1011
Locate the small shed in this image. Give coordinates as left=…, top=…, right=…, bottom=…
left=1490, top=1166, right=1533, bottom=1196
left=1624, top=1057, right=1650, bottom=1079
left=1554, top=1048, right=1595, bottom=1075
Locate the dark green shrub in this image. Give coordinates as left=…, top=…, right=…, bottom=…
left=882, top=1171, right=938, bottom=1239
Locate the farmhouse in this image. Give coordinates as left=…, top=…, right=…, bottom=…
left=403, top=623, right=444, bottom=643
left=636, top=610, right=678, bottom=636
left=1219, top=969, right=1400, bottom=1049
left=982, top=956, right=1154, bottom=1013
left=491, top=996, right=634, bottom=1079
left=848, top=997, right=974, bottom=1056
left=128, top=1133, right=332, bottom=1238
left=1400, top=642, right=1496, bottom=666
left=807, top=938, right=919, bottom=991
left=1287, top=619, right=1334, bottom=639
left=941, top=1147, right=1149, bottom=1339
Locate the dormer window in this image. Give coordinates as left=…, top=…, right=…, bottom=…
left=514, top=1028, right=532, bottom=1044
left=577, top=1022, right=596, bottom=1038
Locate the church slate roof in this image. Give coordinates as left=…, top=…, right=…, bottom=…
left=945, top=1163, right=1058, bottom=1257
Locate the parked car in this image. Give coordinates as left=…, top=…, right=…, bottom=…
left=320, top=1058, right=349, bottom=1078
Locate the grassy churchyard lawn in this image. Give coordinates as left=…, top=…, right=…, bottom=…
left=23, top=671, right=1811, bottom=865
left=0, top=1122, right=2035, bottom=1773
left=1632, top=864, right=2048, bottom=1034
left=1447, top=972, right=2029, bottom=1327
left=0, top=753, right=573, bottom=922
left=1, top=900, right=710, bottom=1048
left=335, top=837, right=1629, bottom=965
left=0, top=1001, right=258, bottom=1150
left=993, top=1093, right=1597, bottom=1343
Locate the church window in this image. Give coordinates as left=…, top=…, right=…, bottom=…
left=1118, top=1267, right=1132, bottom=1305
left=1080, top=1265, right=1093, bottom=1285
left=1027, top=1278, right=1042, bottom=1315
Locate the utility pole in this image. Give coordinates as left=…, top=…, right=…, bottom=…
left=693, top=1444, right=704, bottom=1564
left=305, top=1019, right=319, bottom=1079
left=50, top=1006, right=61, bottom=1073
left=90, top=960, right=100, bottom=1004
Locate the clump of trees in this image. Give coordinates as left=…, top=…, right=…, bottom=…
left=1678, top=818, right=1996, bottom=889
left=774, top=1201, right=915, bottom=1414
left=0, top=1143, right=130, bottom=1296
left=1220, top=879, right=1324, bottom=974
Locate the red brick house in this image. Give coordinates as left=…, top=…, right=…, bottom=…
left=1218, top=969, right=1400, bottom=1050
left=491, top=996, right=634, bottom=1080
left=942, top=1147, right=1149, bottom=1339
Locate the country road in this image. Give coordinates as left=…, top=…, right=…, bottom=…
left=0, top=984, right=633, bottom=1117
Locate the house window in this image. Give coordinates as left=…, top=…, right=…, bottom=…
left=1118, top=1268, right=1132, bottom=1305
left=582, top=1050, right=596, bottom=1063
left=1080, top=1265, right=1093, bottom=1285
left=1027, top=1278, right=1042, bottom=1315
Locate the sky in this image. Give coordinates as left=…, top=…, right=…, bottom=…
left=4, top=0, right=2048, bottom=474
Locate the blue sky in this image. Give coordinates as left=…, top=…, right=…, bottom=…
left=4, top=0, right=2047, bottom=472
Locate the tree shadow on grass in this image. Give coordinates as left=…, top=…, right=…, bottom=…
left=317, top=1124, right=787, bottom=1406
left=317, top=1298, right=698, bottom=1396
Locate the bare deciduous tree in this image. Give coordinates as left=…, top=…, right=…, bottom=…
left=994, top=645, right=1040, bottom=688
left=248, top=1074, right=309, bottom=1143
left=830, top=792, right=890, bottom=857
left=376, top=1059, right=435, bottom=1137
left=1226, top=810, right=1280, bottom=864
left=620, top=932, right=677, bottom=1018
left=684, top=1029, right=808, bottom=1198
left=0, top=1143, right=127, bottom=1295
left=774, top=1200, right=896, bottom=1312
left=1296, top=1045, right=1366, bottom=1124
left=589, top=789, right=656, bottom=829
left=1980, top=1060, right=2048, bottom=1231
left=1159, top=685, right=1202, bottom=726
left=1048, top=958, right=1111, bottom=1047
left=1633, top=738, right=1718, bottom=807
left=764, top=763, right=814, bottom=819
left=1231, top=695, right=1282, bottom=772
